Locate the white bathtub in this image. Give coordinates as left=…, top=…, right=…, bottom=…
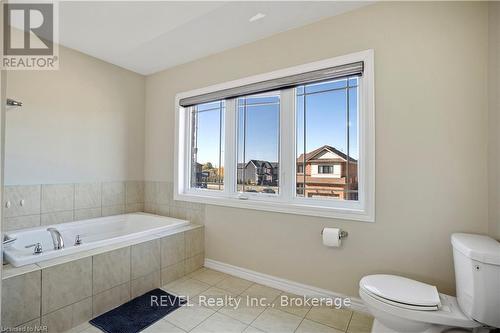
left=3, top=213, right=190, bottom=267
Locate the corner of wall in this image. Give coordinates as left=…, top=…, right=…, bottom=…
left=488, top=2, right=500, bottom=240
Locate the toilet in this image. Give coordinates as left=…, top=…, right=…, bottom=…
left=359, top=233, right=500, bottom=333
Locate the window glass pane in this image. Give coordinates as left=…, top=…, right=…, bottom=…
left=296, top=77, right=359, bottom=200
left=190, top=101, right=225, bottom=190
left=237, top=93, right=280, bottom=194
left=303, top=79, right=347, bottom=95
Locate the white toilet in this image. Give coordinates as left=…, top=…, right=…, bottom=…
left=359, top=233, right=500, bottom=333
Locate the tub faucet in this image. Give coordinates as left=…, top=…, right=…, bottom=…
left=47, top=228, right=64, bottom=250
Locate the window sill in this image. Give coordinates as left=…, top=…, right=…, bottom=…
left=174, top=191, right=374, bottom=222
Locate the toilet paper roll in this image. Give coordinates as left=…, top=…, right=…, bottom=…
left=322, top=228, right=341, bottom=247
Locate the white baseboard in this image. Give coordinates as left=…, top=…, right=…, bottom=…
left=204, top=258, right=368, bottom=313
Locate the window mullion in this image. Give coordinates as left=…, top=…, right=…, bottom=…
left=224, top=99, right=237, bottom=197
left=280, top=88, right=296, bottom=202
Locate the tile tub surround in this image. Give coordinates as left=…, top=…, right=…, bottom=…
left=86, top=268, right=372, bottom=333
left=144, top=181, right=206, bottom=224
left=3, top=181, right=146, bottom=231
left=3, top=181, right=205, bottom=232
left=1, top=225, right=205, bottom=332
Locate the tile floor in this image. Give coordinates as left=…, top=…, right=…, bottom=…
left=66, top=268, right=373, bottom=333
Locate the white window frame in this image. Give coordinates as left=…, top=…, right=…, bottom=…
left=174, top=49, right=375, bottom=222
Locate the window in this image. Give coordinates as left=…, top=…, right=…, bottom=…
left=237, top=93, right=280, bottom=194
left=175, top=50, right=375, bottom=222
left=297, top=77, right=358, bottom=199
left=189, top=101, right=225, bottom=190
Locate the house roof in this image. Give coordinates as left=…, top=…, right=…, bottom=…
left=297, top=145, right=357, bottom=163
left=248, top=160, right=274, bottom=169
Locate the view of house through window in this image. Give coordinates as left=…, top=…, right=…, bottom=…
left=188, top=78, right=359, bottom=199
left=237, top=93, right=280, bottom=194
left=296, top=77, right=359, bottom=200
left=180, top=54, right=373, bottom=220
left=190, top=100, right=225, bottom=190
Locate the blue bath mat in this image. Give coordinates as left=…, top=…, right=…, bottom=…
left=89, top=288, right=186, bottom=333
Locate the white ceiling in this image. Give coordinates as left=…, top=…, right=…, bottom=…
left=55, top=1, right=368, bottom=75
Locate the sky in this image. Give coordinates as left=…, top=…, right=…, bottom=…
left=194, top=79, right=359, bottom=167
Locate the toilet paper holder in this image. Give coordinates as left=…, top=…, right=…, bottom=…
left=321, top=228, right=348, bottom=239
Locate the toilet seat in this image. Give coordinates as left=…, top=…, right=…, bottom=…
left=359, top=288, right=480, bottom=328
left=360, top=275, right=441, bottom=309
left=361, top=287, right=439, bottom=311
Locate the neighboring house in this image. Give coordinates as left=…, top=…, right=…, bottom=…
left=194, top=162, right=223, bottom=188
left=296, top=145, right=358, bottom=200
left=237, top=160, right=278, bottom=186
left=194, top=162, right=209, bottom=188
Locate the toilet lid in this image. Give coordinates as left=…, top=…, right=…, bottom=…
left=360, top=275, right=441, bottom=307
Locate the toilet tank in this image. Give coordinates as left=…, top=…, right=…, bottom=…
left=451, top=233, right=500, bottom=328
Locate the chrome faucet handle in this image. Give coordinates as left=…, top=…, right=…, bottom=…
left=74, top=235, right=82, bottom=246
left=3, top=235, right=17, bottom=245
left=25, top=243, right=43, bottom=255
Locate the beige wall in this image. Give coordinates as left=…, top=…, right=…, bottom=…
left=5, top=46, right=145, bottom=185
left=145, top=2, right=490, bottom=297
left=489, top=2, right=500, bottom=240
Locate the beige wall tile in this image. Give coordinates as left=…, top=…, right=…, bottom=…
left=3, top=185, right=41, bottom=218
left=169, top=205, right=187, bottom=220
left=126, top=203, right=144, bottom=213
left=131, top=270, right=161, bottom=298
left=161, top=262, right=185, bottom=286
left=102, top=182, right=125, bottom=206
left=126, top=181, right=145, bottom=204
left=144, top=181, right=158, bottom=204
left=93, top=247, right=131, bottom=294
left=1, top=270, right=41, bottom=327
left=131, top=239, right=160, bottom=280
left=74, top=207, right=101, bottom=221
left=188, top=207, right=205, bottom=224
left=102, top=205, right=125, bottom=217
left=71, top=297, right=93, bottom=327
left=156, top=204, right=169, bottom=216
left=161, top=233, right=185, bottom=267
left=41, top=184, right=75, bottom=213
left=42, top=257, right=92, bottom=314
left=74, top=183, right=101, bottom=209
left=41, top=297, right=92, bottom=333
left=144, top=203, right=157, bottom=214
left=185, top=253, right=204, bottom=274
left=157, top=182, right=172, bottom=205
left=4, top=214, right=40, bottom=231
left=185, top=227, right=204, bottom=258
left=41, top=210, right=74, bottom=226
left=92, top=282, right=130, bottom=317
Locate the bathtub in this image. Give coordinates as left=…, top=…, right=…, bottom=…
left=3, top=213, right=190, bottom=267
